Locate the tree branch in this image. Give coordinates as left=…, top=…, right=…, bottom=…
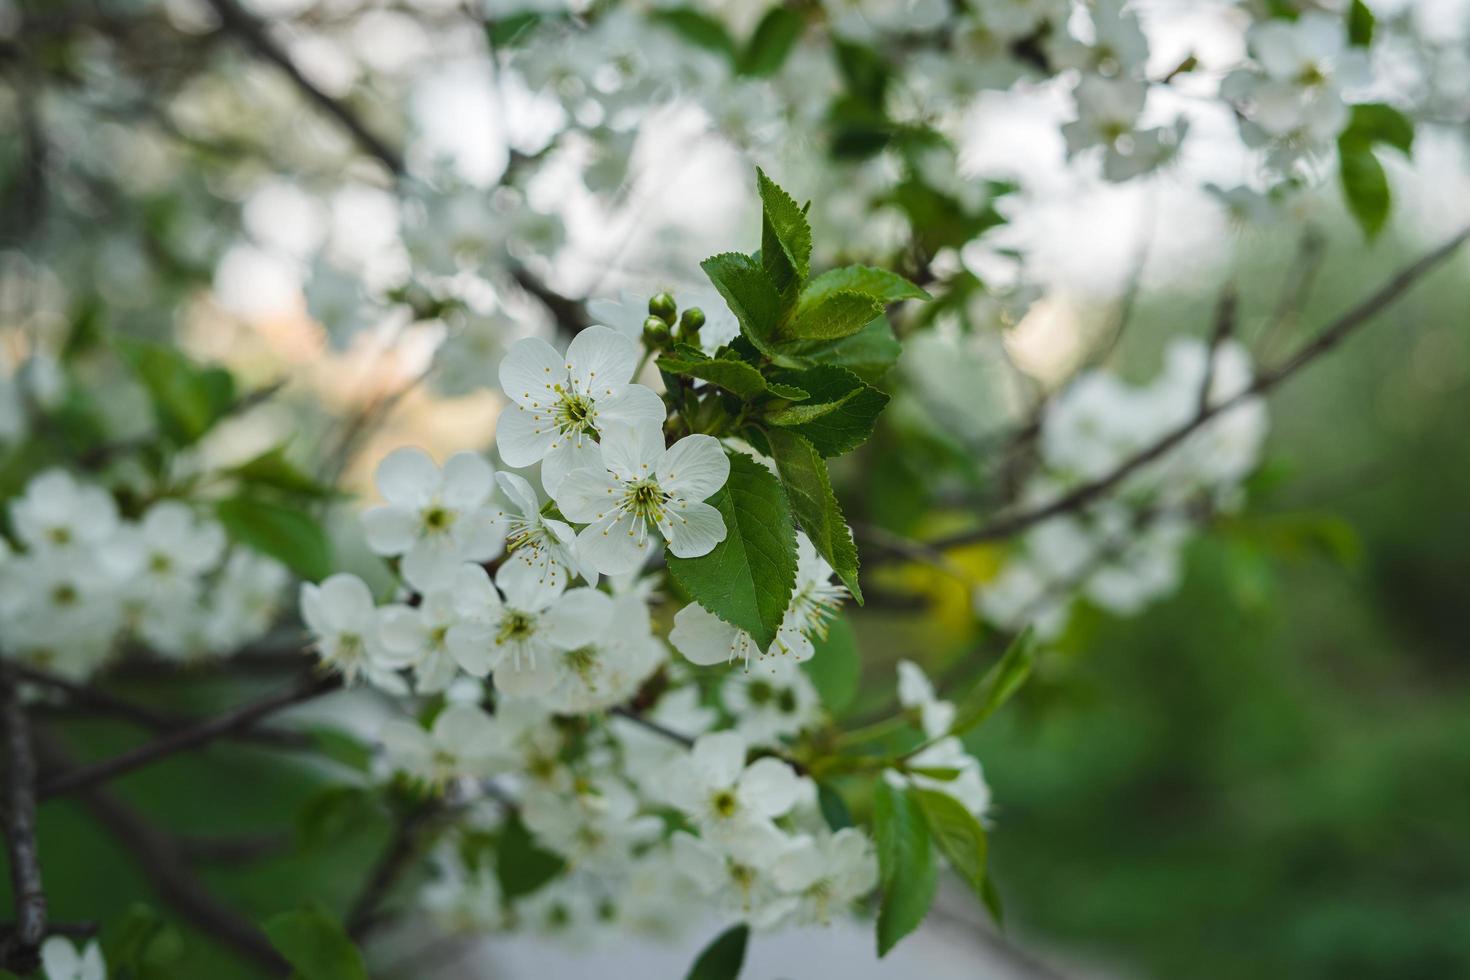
left=0, top=665, right=46, bottom=974
left=911, top=225, right=1470, bottom=553
left=346, top=801, right=442, bottom=941
left=610, top=706, right=694, bottom=748
left=38, top=673, right=341, bottom=801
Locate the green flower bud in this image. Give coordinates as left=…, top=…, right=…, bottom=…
left=679, top=306, right=706, bottom=332
left=642, top=315, right=671, bottom=346
left=648, top=292, right=677, bottom=325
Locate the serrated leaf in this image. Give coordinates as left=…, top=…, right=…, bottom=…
left=685, top=923, right=750, bottom=980
left=768, top=365, right=888, bottom=457
left=651, top=8, right=737, bottom=60
left=913, top=788, right=989, bottom=900
left=215, top=496, right=332, bottom=582
left=264, top=904, right=368, bottom=980
left=658, top=352, right=808, bottom=402
left=783, top=289, right=885, bottom=343
left=737, top=6, right=803, bottom=77
left=764, top=389, right=861, bottom=426
left=949, top=628, right=1035, bottom=736
left=1338, top=138, right=1390, bottom=239
left=118, top=338, right=236, bottom=445
left=801, top=613, right=859, bottom=715
left=765, top=428, right=861, bottom=602
left=701, top=252, right=783, bottom=354
left=497, top=812, right=565, bottom=899
left=874, top=781, right=937, bottom=957
left=784, top=317, right=903, bottom=382
left=666, top=451, right=798, bottom=650
left=801, top=265, right=930, bottom=305
left=757, top=168, right=812, bottom=301
left=1344, top=102, right=1413, bottom=156
left=1348, top=0, right=1374, bottom=45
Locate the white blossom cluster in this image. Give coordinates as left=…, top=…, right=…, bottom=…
left=978, top=337, right=1270, bottom=638
left=0, top=469, right=289, bottom=678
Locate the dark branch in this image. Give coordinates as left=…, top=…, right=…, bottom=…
left=1198, top=284, right=1238, bottom=415
left=915, top=224, right=1470, bottom=553
left=39, top=673, right=341, bottom=800
left=0, top=665, right=46, bottom=974
left=346, top=803, right=439, bottom=941
left=610, top=706, right=694, bottom=748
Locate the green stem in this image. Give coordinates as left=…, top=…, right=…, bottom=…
left=830, top=712, right=913, bottom=749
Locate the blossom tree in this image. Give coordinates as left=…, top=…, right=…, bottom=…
left=0, top=0, right=1466, bottom=977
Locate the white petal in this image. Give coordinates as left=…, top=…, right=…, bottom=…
left=41, top=937, right=81, bottom=979
left=451, top=562, right=503, bottom=619
left=566, top=324, right=638, bottom=391
left=362, top=505, right=417, bottom=556
left=664, top=500, right=726, bottom=559
left=380, top=719, right=434, bottom=775
left=541, top=587, right=615, bottom=649
left=596, top=382, right=666, bottom=430
left=317, top=573, right=376, bottom=627
left=493, top=650, right=560, bottom=699
left=495, top=470, right=541, bottom=516
left=669, top=603, right=743, bottom=666
left=376, top=604, right=428, bottom=658
left=896, top=660, right=934, bottom=710
left=441, top=452, right=495, bottom=509
left=445, top=621, right=496, bottom=676
left=451, top=508, right=507, bottom=562
left=552, top=467, right=621, bottom=524
left=576, top=512, right=654, bottom=576
left=739, top=756, right=801, bottom=818
left=432, top=702, right=497, bottom=751
left=401, top=539, right=459, bottom=593
left=376, top=447, right=440, bottom=508
left=499, top=336, right=566, bottom=409
left=657, top=435, right=729, bottom=502
left=692, top=730, right=746, bottom=789
left=495, top=559, right=563, bottom=611
left=540, top=437, right=603, bottom=498
left=598, top=422, right=664, bottom=482
left=495, top=405, right=558, bottom=467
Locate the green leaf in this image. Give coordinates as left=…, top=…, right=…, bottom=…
left=765, top=428, right=862, bottom=602
left=308, top=727, right=373, bottom=773
left=913, top=788, right=989, bottom=900
left=486, top=11, right=542, bottom=47
left=657, top=351, right=808, bottom=402
left=801, top=614, right=860, bottom=715
left=118, top=338, right=237, bottom=445
left=873, top=780, right=937, bottom=957
left=981, top=875, right=1005, bottom=927
left=701, top=252, right=783, bottom=354
left=737, top=6, right=803, bottom=77
left=767, top=365, right=888, bottom=457
left=651, top=8, right=737, bottom=60
left=685, top=923, right=750, bottom=980
left=216, top=496, right=333, bottom=582
left=666, top=452, right=798, bottom=651
left=105, top=902, right=186, bottom=978
left=296, top=785, right=381, bottom=847
left=783, top=290, right=885, bottom=342
left=817, top=782, right=854, bottom=831
left=784, top=317, right=903, bottom=382
left=264, top=904, right=368, bottom=980
left=1344, top=103, right=1414, bottom=156
left=1348, top=0, right=1374, bottom=46
left=1338, top=138, right=1390, bottom=239
left=801, top=265, right=930, bottom=306
left=949, top=628, right=1036, bottom=736
left=229, top=445, right=336, bottom=498
left=497, top=812, right=565, bottom=899
left=834, top=40, right=890, bottom=106
left=756, top=168, right=812, bottom=302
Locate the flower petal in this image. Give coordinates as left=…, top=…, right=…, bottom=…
left=739, top=756, right=801, bottom=817
left=445, top=621, right=496, bottom=677
left=495, top=470, right=541, bottom=517
left=663, top=499, right=726, bottom=559
left=540, top=437, right=603, bottom=498
left=375, top=447, right=439, bottom=508
left=362, top=505, right=418, bottom=556
left=566, top=324, right=638, bottom=392
left=552, top=468, right=621, bottom=524
left=441, top=452, right=495, bottom=509
left=669, top=602, right=743, bottom=666
left=576, top=512, right=654, bottom=576
left=495, top=405, right=558, bottom=467
left=541, top=587, right=615, bottom=649
left=499, top=336, right=566, bottom=410
left=692, top=730, right=746, bottom=789
left=597, top=382, right=666, bottom=430
left=657, top=434, right=729, bottom=502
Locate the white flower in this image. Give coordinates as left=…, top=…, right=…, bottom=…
left=669, top=826, right=796, bottom=928
left=9, top=469, right=119, bottom=553
left=202, top=551, right=290, bottom=654
left=495, top=326, right=666, bottom=494
left=541, top=591, right=663, bottom=713
left=722, top=658, right=823, bottom=747
left=660, top=731, right=802, bottom=843
left=496, top=470, right=593, bottom=590
left=362, top=447, right=506, bottom=591
left=301, top=573, right=412, bottom=692
left=1061, top=75, right=1147, bottom=157
left=553, top=424, right=728, bottom=575
left=41, top=937, right=105, bottom=980
left=521, top=776, right=662, bottom=871
left=771, top=828, right=879, bottom=925
left=379, top=702, right=505, bottom=784
left=100, top=501, right=226, bottom=601
left=670, top=533, right=844, bottom=668
left=445, top=562, right=613, bottom=698
left=376, top=586, right=465, bottom=694
left=896, top=660, right=955, bottom=739
left=894, top=737, right=992, bottom=819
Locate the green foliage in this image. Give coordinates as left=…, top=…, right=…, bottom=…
left=215, top=496, right=333, bottom=582
left=228, top=445, right=336, bottom=498
left=802, top=614, right=860, bottom=715
left=656, top=349, right=807, bottom=401
left=913, top=788, right=989, bottom=903
left=873, top=780, right=937, bottom=956
left=1338, top=103, right=1414, bottom=239
left=757, top=167, right=812, bottom=301
left=685, top=923, right=751, bottom=980
left=666, top=451, right=798, bottom=650
left=738, top=8, right=803, bottom=77
left=496, top=812, right=565, bottom=899
left=949, top=628, right=1036, bottom=736
left=701, top=252, right=783, bottom=354
left=118, top=338, right=236, bottom=446
left=1348, top=0, right=1375, bottom=46
left=105, top=903, right=187, bottom=979
left=782, top=318, right=903, bottom=383
left=784, top=289, right=886, bottom=342
left=296, top=785, right=381, bottom=847
left=765, top=428, right=862, bottom=601
left=801, top=265, right=932, bottom=305
left=817, top=782, right=855, bottom=830
left=650, top=8, right=736, bottom=59
left=767, top=365, right=888, bottom=457
left=263, top=904, right=368, bottom=980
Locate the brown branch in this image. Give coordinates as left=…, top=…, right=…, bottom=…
left=39, top=673, right=341, bottom=801
left=512, top=265, right=591, bottom=338
left=346, top=802, right=439, bottom=941
left=912, top=224, right=1470, bottom=553
left=200, top=0, right=404, bottom=175
left=34, top=733, right=288, bottom=974
left=610, top=706, right=694, bottom=747
left=0, top=665, right=46, bottom=974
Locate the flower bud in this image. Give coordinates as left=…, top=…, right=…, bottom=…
left=642, top=315, right=671, bottom=346
left=648, top=292, right=677, bottom=325
left=679, top=306, right=706, bottom=333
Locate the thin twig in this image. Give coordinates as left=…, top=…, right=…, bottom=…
left=0, top=665, right=46, bottom=973
left=1198, top=284, right=1238, bottom=415
left=39, top=673, right=341, bottom=800
left=610, top=706, right=694, bottom=747
left=911, top=224, right=1470, bottom=553
left=346, top=802, right=439, bottom=941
